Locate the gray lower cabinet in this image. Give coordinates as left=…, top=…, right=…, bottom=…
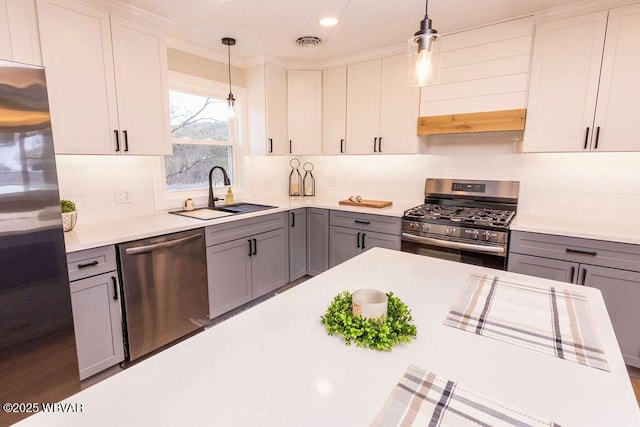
left=508, top=230, right=640, bottom=368
left=206, top=213, right=288, bottom=319
left=307, top=208, right=329, bottom=276
left=329, top=210, right=401, bottom=268
left=288, top=208, right=307, bottom=282
left=67, top=246, right=124, bottom=380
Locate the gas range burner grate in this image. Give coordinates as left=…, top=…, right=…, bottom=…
left=403, top=204, right=515, bottom=228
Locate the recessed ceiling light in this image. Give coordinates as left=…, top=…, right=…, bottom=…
left=319, top=17, right=338, bottom=27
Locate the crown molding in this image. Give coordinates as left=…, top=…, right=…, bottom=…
left=74, top=0, right=172, bottom=29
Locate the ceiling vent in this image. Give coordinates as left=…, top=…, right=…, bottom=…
left=296, top=36, right=321, bottom=47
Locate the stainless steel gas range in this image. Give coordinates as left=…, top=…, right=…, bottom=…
left=401, top=178, right=519, bottom=270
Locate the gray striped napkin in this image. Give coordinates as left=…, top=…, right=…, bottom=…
left=444, top=274, right=609, bottom=371
left=372, top=365, right=560, bottom=427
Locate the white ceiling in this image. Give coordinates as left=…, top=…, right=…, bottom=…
left=119, top=0, right=586, bottom=63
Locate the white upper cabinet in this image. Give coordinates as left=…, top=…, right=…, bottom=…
left=36, top=0, right=171, bottom=155
left=322, top=66, right=347, bottom=155
left=0, top=0, right=41, bottom=65
left=247, top=62, right=288, bottom=155
left=287, top=70, right=322, bottom=155
left=346, top=59, right=382, bottom=154
left=524, top=3, right=640, bottom=152
left=346, top=54, right=419, bottom=154
left=592, top=3, right=640, bottom=152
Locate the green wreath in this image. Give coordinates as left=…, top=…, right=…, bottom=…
left=320, top=290, right=417, bottom=351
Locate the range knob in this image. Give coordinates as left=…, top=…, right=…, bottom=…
left=409, top=222, right=418, bottom=231
left=481, top=231, right=492, bottom=241
left=445, top=226, right=454, bottom=236
left=469, top=230, right=479, bottom=240
left=421, top=223, right=431, bottom=232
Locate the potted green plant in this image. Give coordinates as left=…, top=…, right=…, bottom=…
left=60, top=199, right=78, bottom=232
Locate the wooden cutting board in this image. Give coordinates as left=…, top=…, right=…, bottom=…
left=339, top=199, right=393, bottom=208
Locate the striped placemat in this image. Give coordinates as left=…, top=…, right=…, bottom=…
left=372, top=365, right=560, bottom=426
left=444, top=274, right=609, bottom=371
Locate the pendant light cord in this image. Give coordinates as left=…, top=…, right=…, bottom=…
left=424, top=0, right=429, bottom=18
left=227, top=43, right=232, bottom=95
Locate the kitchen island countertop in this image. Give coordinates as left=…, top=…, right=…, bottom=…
left=16, top=248, right=640, bottom=426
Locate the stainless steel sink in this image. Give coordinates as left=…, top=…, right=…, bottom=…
left=214, top=202, right=278, bottom=214
left=170, top=203, right=277, bottom=220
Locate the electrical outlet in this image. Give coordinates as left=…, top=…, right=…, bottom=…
left=115, top=189, right=131, bottom=204
left=327, top=177, right=336, bottom=187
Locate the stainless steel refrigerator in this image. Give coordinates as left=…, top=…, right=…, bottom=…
left=0, top=59, right=80, bottom=426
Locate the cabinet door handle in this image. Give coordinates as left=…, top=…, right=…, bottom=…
left=378, top=137, right=382, bottom=153
left=362, top=233, right=366, bottom=249
left=569, top=266, right=576, bottom=283
left=77, top=260, right=99, bottom=269
left=566, top=248, right=597, bottom=256
left=111, top=276, right=118, bottom=301
left=291, top=212, right=295, bottom=227
left=373, top=137, right=378, bottom=152
left=114, top=130, right=120, bottom=152
left=580, top=268, right=587, bottom=286
left=289, top=139, right=292, bottom=154
left=594, top=126, right=600, bottom=149
left=354, top=220, right=370, bottom=225
left=583, top=127, right=590, bottom=150
left=356, top=232, right=361, bottom=248
left=268, top=138, right=273, bottom=153
left=252, top=238, right=257, bottom=255
left=248, top=239, right=253, bottom=257
left=123, top=130, right=129, bottom=152
left=340, top=139, right=344, bottom=153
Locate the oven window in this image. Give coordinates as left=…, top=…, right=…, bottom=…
left=401, top=240, right=506, bottom=270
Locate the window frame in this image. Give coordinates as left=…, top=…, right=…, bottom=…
left=153, top=71, right=244, bottom=211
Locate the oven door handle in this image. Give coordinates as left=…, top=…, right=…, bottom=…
left=401, top=233, right=506, bottom=255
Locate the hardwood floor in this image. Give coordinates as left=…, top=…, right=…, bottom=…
left=631, top=376, right=640, bottom=407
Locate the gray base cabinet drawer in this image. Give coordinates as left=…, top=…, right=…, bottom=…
left=205, top=212, right=285, bottom=246
left=66, top=245, right=116, bottom=281
left=510, top=231, right=640, bottom=272
left=329, top=210, right=401, bottom=234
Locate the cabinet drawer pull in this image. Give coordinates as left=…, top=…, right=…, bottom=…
left=354, top=220, right=370, bottom=225
left=566, top=248, right=597, bottom=256
left=77, top=260, right=99, bottom=269
left=248, top=239, right=253, bottom=257
left=373, top=137, right=378, bottom=153
left=123, top=130, right=129, bottom=152
left=594, top=126, right=600, bottom=149
left=252, top=238, right=257, bottom=255
left=114, top=130, right=120, bottom=152
left=112, top=276, right=118, bottom=301
left=268, top=138, right=273, bottom=153
left=291, top=212, right=295, bottom=227
left=289, top=139, right=292, bottom=154
left=580, top=268, right=587, bottom=286
left=362, top=233, right=366, bottom=249
left=357, top=232, right=361, bottom=248
left=569, top=266, right=576, bottom=283
left=583, top=127, right=590, bottom=150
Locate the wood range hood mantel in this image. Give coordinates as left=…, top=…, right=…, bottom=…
left=417, top=109, right=527, bottom=135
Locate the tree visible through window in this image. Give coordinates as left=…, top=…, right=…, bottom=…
left=165, top=90, right=234, bottom=191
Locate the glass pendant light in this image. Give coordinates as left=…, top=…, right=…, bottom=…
left=222, top=37, right=236, bottom=119
left=407, top=0, right=441, bottom=87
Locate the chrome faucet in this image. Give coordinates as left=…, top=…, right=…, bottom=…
left=208, top=166, right=231, bottom=208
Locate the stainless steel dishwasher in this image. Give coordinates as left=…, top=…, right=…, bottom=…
left=118, top=229, right=208, bottom=361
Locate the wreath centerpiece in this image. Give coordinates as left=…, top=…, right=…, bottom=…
left=320, top=290, right=417, bottom=351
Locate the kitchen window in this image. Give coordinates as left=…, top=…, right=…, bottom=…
left=153, top=72, right=242, bottom=210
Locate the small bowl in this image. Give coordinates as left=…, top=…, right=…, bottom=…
left=352, top=289, right=388, bottom=320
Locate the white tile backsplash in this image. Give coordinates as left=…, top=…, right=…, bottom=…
left=56, top=145, right=640, bottom=225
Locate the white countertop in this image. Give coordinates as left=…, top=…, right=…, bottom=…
left=17, top=248, right=640, bottom=426
left=511, top=213, right=640, bottom=245
left=63, top=197, right=413, bottom=253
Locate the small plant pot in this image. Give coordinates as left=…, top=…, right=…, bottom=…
left=62, top=211, right=78, bottom=232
